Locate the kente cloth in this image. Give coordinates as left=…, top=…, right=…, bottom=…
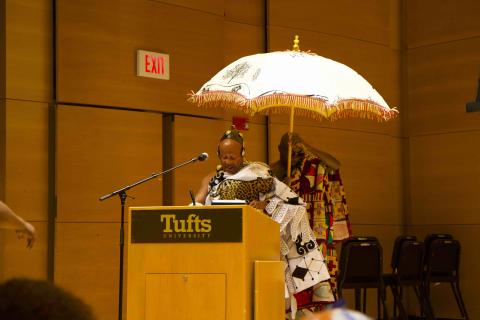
left=206, top=162, right=330, bottom=296
left=288, top=154, right=352, bottom=310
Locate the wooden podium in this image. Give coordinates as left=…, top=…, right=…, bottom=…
left=126, top=205, right=284, bottom=320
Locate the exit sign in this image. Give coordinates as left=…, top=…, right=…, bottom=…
left=137, top=50, right=170, bottom=80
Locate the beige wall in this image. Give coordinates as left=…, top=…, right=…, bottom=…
left=405, top=0, right=480, bottom=318
left=1, top=0, right=479, bottom=319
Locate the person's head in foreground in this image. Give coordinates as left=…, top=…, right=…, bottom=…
left=301, top=308, right=372, bottom=320
left=0, top=278, right=95, bottom=320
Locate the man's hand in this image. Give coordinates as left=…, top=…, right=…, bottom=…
left=249, top=200, right=268, bottom=210
left=16, top=222, right=36, bottom=249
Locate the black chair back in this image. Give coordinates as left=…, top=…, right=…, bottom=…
left=426, top=238, right=460, bottom=279
left=396, top=240, right=424, bottom=283
left=423, top=233, right=453, bottom=266
left=390, top=235, right=417, bottom=270
left=339, top=237, right=382, bottom=286
left=342, top=242, right=382, bottom=286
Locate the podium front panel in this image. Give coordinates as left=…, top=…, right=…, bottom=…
left=145, top=273, right=226, bottom=320
left=126, top=205, right=282, bottom=320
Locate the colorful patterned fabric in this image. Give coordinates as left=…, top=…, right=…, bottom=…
left=206, top=162, right=331, bottom=298
left=288, top=153, right=352, bottom=311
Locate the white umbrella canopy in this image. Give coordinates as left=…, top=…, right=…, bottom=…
left=189, top=38, right=397, bottom=122
left=188, top=36, right=398, bottom=176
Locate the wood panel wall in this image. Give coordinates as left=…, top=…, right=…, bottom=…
left=0, top=101, right=49, bottom=280
left=406, top=0, right=480, bottom=318
left=56, top=0, right=219, bottom=117
left=54, top=105, right=163, bottom=318
left=0, top=0, right=52, bottom=281
left=4, top=0, right=479, bottom=319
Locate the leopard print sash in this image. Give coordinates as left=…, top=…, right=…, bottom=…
left=212, top=177, right=274, bottom=204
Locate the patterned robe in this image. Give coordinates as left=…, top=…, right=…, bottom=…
left=285, top=154, right=352, bottom=311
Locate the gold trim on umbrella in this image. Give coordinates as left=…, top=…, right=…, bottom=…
left=188, top=91, right=398, bottom=122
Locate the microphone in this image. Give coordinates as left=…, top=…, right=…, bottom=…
left=197, top=152, right=208, bottom=162
left=189, top=189, right=196, bottom=206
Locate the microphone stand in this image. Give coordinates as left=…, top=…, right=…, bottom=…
left=99, top=155, right=205, bottom=320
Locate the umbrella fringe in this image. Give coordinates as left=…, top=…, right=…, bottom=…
left=333, top=99, right=399, bottom=122
left=188, top=91, right=398, bottom=122
left=188, top=91, right=255, bottom=115
left=249, top=93, right=335, bottom=120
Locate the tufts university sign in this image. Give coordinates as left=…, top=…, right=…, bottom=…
left=131, top=208, right=242, bottom=243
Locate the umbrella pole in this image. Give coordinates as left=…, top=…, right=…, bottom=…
left=287, top=106, right=294, bottom=180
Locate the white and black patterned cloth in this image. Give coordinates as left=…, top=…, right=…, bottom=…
left=206, top=162, right=330, bottom=297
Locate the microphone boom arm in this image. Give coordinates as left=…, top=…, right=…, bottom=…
left=99, top=154, right=203, bottom=201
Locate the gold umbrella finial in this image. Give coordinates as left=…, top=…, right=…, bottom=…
left=292, top=35, right=300, bottom=51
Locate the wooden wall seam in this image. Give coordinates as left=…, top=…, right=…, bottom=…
left=48, top=0, right=57, bottom=283
left=410, top=128, right=480, bottom=138
left=408, top=35, right=480, bottom=51
left=148, top=0, right=224, bottom=18
left=0, top=1, right=5, bottom=200
left=47, top=102, right=56, bottom=282
left=162, top=114, right=174, bottom=205
left=399, top=0, right=410, bottom=231
left=0, top=0, right=5, bottom=101
left=0, top=100, right=5, bottom=201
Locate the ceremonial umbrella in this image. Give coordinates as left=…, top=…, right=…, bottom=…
left=188, top=36, right=398, bottom=177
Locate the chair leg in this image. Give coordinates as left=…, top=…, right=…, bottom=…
left=354, top=288, right=361, bottom=311
left=419, top=283, right=434, bottom=320
left=389, top=284, right=398, bottom=318
left=330, top=278, right=338, bottom=302
left=382, top=298, right=390, bottom=320
left=363, top=288, right=367, bottom=313
left=413, top=286, right=427, bottom=319
left=379, top=286, right=390, bottom=320
left=395, top=286, right=407, bottom=320
left=377, top=287, right=381, bottom=319
left=414, top=286, right=427, bottom=319
left=451, top=281, right=469, bottom=319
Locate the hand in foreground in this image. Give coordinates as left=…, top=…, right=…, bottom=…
left=249, top=200, right=268, bottom=210
left=16, top=221, right=36, bottom=249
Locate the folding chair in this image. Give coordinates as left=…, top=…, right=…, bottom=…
left=337, top=236, right=389, bottom=319
left=423, top=236, right=469, bottom=320
left=384, top=235, right=432, bottom=320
